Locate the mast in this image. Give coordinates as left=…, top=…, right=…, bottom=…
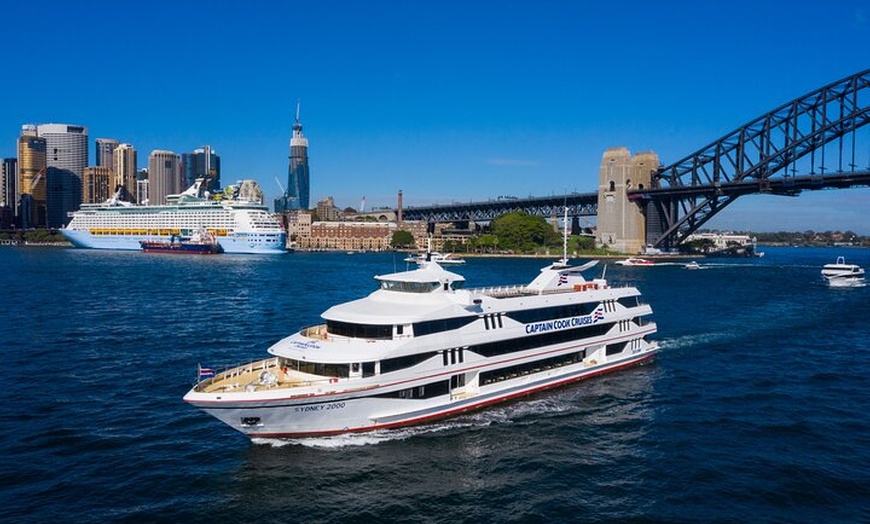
left=562, top=205, right=568, bottom=262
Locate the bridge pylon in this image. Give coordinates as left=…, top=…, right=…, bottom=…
left=596, top=147, right=658, bottom=254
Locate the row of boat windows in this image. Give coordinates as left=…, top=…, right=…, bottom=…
left=374, top=380, right=450, bottom=400
left=475, top=322, right=614, bottom=358
left=378, top=280, right=465, bottom=293
left=77, top=220, right=237, bottom=227
left=289, top=360, right=377, bottom=378
left=326, top=316, right=479, bottom=339
left=481, top=351, right=584, bottom=386
left=326, top=298, right=642, bottom=340
left=505, top=296, right=640, bottom=325
left=506, top=303, right=599, bottom=324
left=289, top=320, right=634, bottom=379
left=327, top=320, right=393, bottom=340
left=369, top=338, right=646, bottom=398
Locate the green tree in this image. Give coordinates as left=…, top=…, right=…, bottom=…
left=574, top=236, right=596, bottom=252
left=475, top=234, right=499, bottom=253
left=490, top=212, right=559, bottom=253
left=390, top=230, right=415, bottom=249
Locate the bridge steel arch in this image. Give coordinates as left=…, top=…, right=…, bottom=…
left=634, top=69, right=870, bottom=249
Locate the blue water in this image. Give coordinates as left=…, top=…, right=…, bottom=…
left=2, top=247, right=868, bottom=523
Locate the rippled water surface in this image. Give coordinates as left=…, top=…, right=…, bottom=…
left=2, top=247, right=868, bottom=523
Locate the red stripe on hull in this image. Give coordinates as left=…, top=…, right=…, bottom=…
left=247, top=353, right=656, bottom=439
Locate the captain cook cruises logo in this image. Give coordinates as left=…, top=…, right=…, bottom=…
left=524, top=305, right=606, bottom=334
left=593, top=305, right=605, bottom=322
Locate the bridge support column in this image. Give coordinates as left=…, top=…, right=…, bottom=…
left=596, top=147, right=658, bottom=254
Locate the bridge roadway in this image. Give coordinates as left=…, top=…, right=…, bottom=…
left=630, top=170, right=870, bottom=200
left=398, top=169, right=870, bottom=224
left=399, top=193, right=598, bottom=223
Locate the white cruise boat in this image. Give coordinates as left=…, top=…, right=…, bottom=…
left=821, top=256, right=865, bottom=287
left=61, top=178, right=287, bottom=255
left=184, top=257, right=658, bottom=439
left=404, top=251, right=466, bottom=265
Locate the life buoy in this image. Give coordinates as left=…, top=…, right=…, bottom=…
left=329, top=377, right=338, bottom=384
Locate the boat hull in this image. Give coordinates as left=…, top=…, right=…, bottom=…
left=62, top=229, right=287, bottom=255
left=139, top=241, right=222, bottom=255
left=185, top=349, right=656, bottom=438
left=823, top=276, right=866, bottom=287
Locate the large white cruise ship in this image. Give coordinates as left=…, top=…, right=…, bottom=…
left=61, top=178, right=287, bottom=254
left=184, top=256, right=658, bottom=438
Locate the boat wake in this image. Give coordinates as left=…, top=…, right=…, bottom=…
left=657, top=331, right=733, bottom=351
left=251, top=423, right=465, bottom=449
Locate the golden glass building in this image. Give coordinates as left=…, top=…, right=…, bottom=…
left=17, top=125, right=47, bottom=227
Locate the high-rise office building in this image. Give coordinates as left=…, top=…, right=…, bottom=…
left=83, top=166, right=112, bottom=204
left=275, top=103, right=310, bottom=212
left=182, top=145, right=220, bottom=190
left=113, top=143, right=138, bottom=202
left=2, top=158, right=17, bottom=217
left=137, top=168, right=149, bottom=205
left=37, top=123, right=88, bottom=228
left=38, top=124, right=88, bottom=178
left=45, top=166, right=82, bottom=228
left=17, top=126, right=47, bottom=228
left=95, top=138, right=120, bottom=168
left=148, top=150, right=181, bottom=205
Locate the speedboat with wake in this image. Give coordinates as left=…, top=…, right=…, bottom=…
left=615, top=257, right=654, bottom=266
left=821, top=256, right=865, bottom=287
left=184, top=254, right=658, bottom=439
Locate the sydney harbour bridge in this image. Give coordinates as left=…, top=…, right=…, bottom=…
left=399, top=70, right=870, bottom=249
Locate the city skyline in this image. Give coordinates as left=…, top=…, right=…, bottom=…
left=1, top=1, right=869, bottom=233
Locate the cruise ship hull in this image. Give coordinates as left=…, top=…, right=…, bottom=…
left=62, top=229, right=286, bottom=255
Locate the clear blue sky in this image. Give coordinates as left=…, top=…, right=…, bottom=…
left=2, top=1, right=868, bottom=233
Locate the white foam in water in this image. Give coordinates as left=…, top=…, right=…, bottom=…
left=657, top=331, right=733, bottom=350
left=252, top=421, right=467, bottom=449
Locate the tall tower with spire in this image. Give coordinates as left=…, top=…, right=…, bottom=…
left=275, top=103, right=310, bottom=212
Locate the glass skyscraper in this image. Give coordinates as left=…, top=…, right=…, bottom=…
left=182, top=146, right=220, bottom=190
left=275, top=104, right=310, bottom=212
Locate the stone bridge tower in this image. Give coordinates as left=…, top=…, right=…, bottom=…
left=596, top=147, right=658, bottom=254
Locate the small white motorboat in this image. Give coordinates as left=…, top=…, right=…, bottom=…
left=821, top=256, right=865, bottom=287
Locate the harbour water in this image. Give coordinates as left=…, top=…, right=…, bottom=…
left=2, top=246, right=868, bottom=523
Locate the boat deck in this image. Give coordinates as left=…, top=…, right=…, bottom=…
left=197, top=357, right=336, bottom=394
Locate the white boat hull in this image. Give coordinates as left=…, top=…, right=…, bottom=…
left=185, top=346, right=656, bottom=438
left=823, top=276, right=866, bottom=287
